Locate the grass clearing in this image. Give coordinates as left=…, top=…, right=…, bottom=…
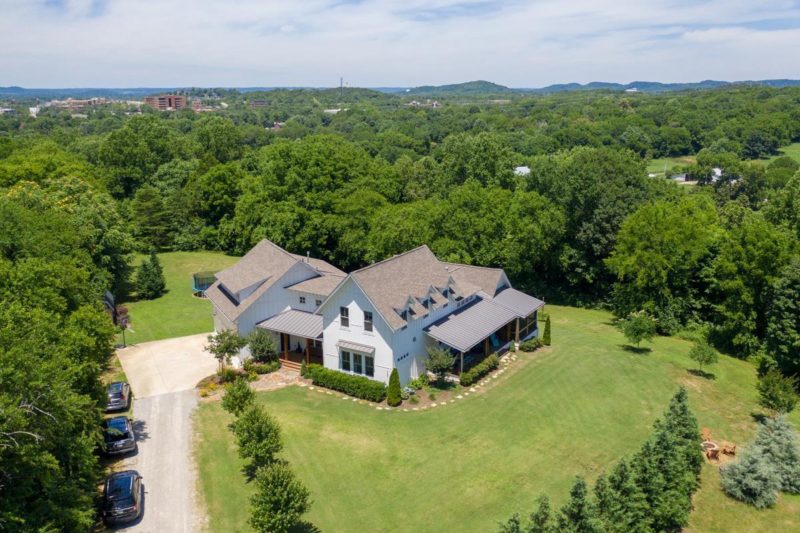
left=119, top=251, right=237, bottom=345
left=647, top=155, right=696, bottom=175
left=195, top=305, right=800, bottom=533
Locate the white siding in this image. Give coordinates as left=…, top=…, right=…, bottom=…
left=321, top=278, right=394, bottom=384
left=212, top=303, right=235, bottom=333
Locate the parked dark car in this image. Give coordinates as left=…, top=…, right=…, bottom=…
left=101, top=416, right=137, bottom=455
left=101, top=470, right=143, bottom=526
left=105, top=381, right=131, bottom=412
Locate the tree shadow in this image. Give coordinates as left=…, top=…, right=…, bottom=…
left=687, top=368, right=716, bottom=380
left=750, top=412, right=769, bottom=424
left=620, top=344, right=651, bottom=354
left=290, top=521, right=321, bottom=533
left=132, top=419, right=150, bottom=443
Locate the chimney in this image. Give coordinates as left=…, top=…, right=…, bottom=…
left=306, top=251, right=310, bottom=263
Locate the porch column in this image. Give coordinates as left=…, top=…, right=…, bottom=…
left=305, top=342, right=310, bottom=364
left=484, top=337, right=490, bottom=356
left=460, top=351, right=464, bottom=374
left=515, top=318, right=520, bottom=343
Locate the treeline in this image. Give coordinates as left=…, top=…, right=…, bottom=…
left=0, top=177, right=131, bottom=529
left=499, top=388, right=702, bottom=533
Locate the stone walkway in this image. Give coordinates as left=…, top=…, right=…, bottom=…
left=250, top=367, right=303, bottom=392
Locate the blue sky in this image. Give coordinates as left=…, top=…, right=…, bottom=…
left=1, top=0, right=799, bottom=87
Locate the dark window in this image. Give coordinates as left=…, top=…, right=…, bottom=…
left=315, top=299, right=322, bottom=306
left=399, top=309, right=408, bottom=321
left=299, top=296, right=306, bottom=304
left=341, top=350, right=351, bottom=371
left=353, top=352, right=363, bottom=374
left=365, top=355, right=374, bottom=377
left=340, top=306, right=349, bottom=327
left=364, top=311, right=373, bottom=332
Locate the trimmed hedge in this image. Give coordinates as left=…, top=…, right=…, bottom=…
left=520, top=337, right=543, bottom=352
left=244, top=360, right=281, bottom=375
left=305, top=364, right=387, bottom=402
left=460, top=354, right=500, bottom=386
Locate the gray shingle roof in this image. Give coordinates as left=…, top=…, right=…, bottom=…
left=285, top=274, right=346, bottom=297
left=256, top=309, right=323, bottom=339
left=425, top=297, right=518, bottom=353
left=493, top=288, right=545, bottom=318
left=350, top=246, right=506, bottom=331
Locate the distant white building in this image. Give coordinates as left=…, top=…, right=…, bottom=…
left=514, top=166, right=531, bottom=176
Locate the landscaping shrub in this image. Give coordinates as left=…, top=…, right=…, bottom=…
left=221, top=378, right=255, bottom=416
left=232, top=404, right=283, bottom=479
left=300, top=361, right=308, bottom=378
left=409, top=395, right=419, bottom=405
left=248, top=329, right=279, bottom=363
left=753, top=416, right=800, bottom=493
left=758, top=369, right=799, bottom=414
left=136, top=250, right=165, bottom=299
left=249, top=461, right=311, bottom=533
left=387, top=368, right=402, bottom=406
left=218, top=367, right=244, bottom=383
left=721, top=446, right=780, bottom=508
left=460, top=353, right=500, bottom=386
left=543, top=315, right=551, bottom=346
left=519, top=338, right=543, bottom=352
left=408, top=374, right=428, bottom=390
left=425, top=346, right=456, bottom=384
left=305, top=364, right=386, bottom=402
left=244, top=360, right=281, bottom=375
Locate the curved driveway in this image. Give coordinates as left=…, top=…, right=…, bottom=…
left=113, top=333, right=217, bottom=532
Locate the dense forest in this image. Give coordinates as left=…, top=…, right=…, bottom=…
left=1, top=85, right=800, bottom=529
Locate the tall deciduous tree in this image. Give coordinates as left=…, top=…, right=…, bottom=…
left=766, top=259, right=800, bottom=378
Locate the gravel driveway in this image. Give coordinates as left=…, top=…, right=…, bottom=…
left=112, top=334, right=217, bottom=532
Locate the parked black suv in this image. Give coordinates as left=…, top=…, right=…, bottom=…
left=101, top=470, right=143, bottom=526
left=105, top=381, right=131, bottom=412
left=101, top=416, right=137, bottom=455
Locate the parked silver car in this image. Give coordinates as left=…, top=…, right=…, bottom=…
left=101, top=416, right=137, bottom=455
left=105, top=381, right=131, bottom=412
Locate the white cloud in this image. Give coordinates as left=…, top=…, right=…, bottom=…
left=1, top=0, right=799, bottom=86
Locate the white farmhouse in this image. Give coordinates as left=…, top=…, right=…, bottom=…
left=207, top=240, right=544, bottom=384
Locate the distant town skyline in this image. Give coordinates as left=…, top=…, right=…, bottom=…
left=2, top=0, right=800, bottom=88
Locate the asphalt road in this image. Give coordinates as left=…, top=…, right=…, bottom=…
left=111, top=390, right=203, bottom=532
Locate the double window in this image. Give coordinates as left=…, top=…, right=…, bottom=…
left=299, top=296, right=306, bottom=304
left=340, top=306, right=349, bottom=327
left=340, top=350, right=374, bottom=378
left=364, top=311, right=373, bottom=332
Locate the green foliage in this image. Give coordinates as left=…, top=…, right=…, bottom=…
left=247, top=328, right=278, bottom=363
left=557, top=477, right=602, bottom=532
left=387, top=368, right=402, bottom=407
left=205, top=329, right=247, bottom=372
left=231, top=404, right=283, bottom=479
left=766, top=259, right=800, bottom=378
left=519, top=337, right=544, bottom=352
left=753, top=416, right=800, bottom=494
left=305, top=364, right=387, bottom=402
left=757, top=369, right=799, bottom=414
left=619, top=311, right=657, bottom=348
left=136, top=251, right=166, bottom=299
left=460, top=354, right=500, bottom=386
left=688, top=341, right=718, bottom=374
left=249, top=461, right=311, bottom=533
left=221, top=378, right=255, bottom=417
left=720, top=445, right=781, bottom=509
left=542, top=315, right=551, bottom=346
left=425, top=346, right=456, bottom=383
left=244, top=360, right=281, bottom=375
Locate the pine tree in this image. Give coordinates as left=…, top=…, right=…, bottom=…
left=663, top=387, right=703, bottom=480
left=387, top=368, right=402, bottom=406
left=596, top=460, right=650, bottom=532
left=557, top=477, right=602, bottom=532
left=720, top=445, right=780, bottom=508
left=497, top=513, right=523, bottom=533
left=136, top=251, right=166, bottom=299
left=542, top=315, right=551, bottom=346
left=529, top=495, right=555, bottom=533
left=753, top=416, right=800, bottom=494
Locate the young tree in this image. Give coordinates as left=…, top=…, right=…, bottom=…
left=542, top=315, right=551, bottom=346
left=557, top=477, right=602, bottom=533
left=720, top=446, right=780, bottom=509
left=387, top=368, right=402, bottom=407
left=249, top=461, right=311, bottom=533
left=248, top=328, right=278, bottom=363
left=232, top=404, right=283, bottom=479
left=497, top=514, right=523, bottom=533
left=529, top=494, right=556, bottom=533
left=425, top=346, right=456, bottom=384
left=221, top=378, right=255, bottom=417
left=595, top=460, right=650, bottom=533
left=619, top=311, right=657, bottom=349
left=205, top=329, right=247, bottom=372
left=688, top=341, right=718, bottom=375
left=758, top=369, right=799, bottom=415
left=136, top=251, right=165, bottom=299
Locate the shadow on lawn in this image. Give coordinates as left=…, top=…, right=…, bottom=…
left=620, top=345, right=652, bottom=354
left=289, top=521, right=320, bottom=533
left=687, top=368, right=716, bottom=380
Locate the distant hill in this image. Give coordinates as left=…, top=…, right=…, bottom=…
left=405, top=80, right=513, bottom=96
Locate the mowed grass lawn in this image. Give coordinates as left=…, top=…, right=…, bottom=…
left=195, top=305, right=800, bottom=533
left=121, top=251, right=238, bottom=344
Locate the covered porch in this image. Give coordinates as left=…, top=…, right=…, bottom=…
left=256, top=309, right=324, bottom=368
left=425, top=288, right=543, bottom=374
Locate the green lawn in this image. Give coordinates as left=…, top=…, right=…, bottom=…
left=120, top=251, right=238, bottom=345
left=763, top=142, right=800, bottom=165
left=647, top=155, right=696, bottom=175
left=195, top=305, right=800, bottom=533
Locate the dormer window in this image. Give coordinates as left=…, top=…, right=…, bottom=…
left=399, top=309, right=408, bottom=321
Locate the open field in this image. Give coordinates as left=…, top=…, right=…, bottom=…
left=647, top=155, right=696, bottom=174
left=195, top=305, right=800, bottom=533
left=120, top=251, right=238, bottom=345
left=763, top=142, right=800, bottom=164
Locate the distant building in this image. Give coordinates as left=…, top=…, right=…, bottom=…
left=143, top=95, right=187, bottom=111
left=0, top=108, right=16, bottom=115
left=29, top=106, right=40, bottom=118
left=250, top=99, right=269, bottom=109
left=625, top=87, right=639, bottom=93
left=514, top=166, right=531, bottom=176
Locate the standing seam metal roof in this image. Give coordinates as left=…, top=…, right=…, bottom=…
left=492, top=288, right=545, bottom=318
left=425, top=297, right=518, bottom=353
left=256, top=309, right=323, bottom=339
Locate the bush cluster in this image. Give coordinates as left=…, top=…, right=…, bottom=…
left=460, top=354, right=500, bottom=386
left=519, top=337, right=543, bottom=352
left=244, top=359, right=281, bottom=375
left=499, top=388, right=702, bottom=532
left=305, top=364, right=387, bottom=402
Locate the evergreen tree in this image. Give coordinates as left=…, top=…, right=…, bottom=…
left=497, top=513, right=523, bottom=533
left=221, top=378, right=255, bottom=417
left=595, top=460, right=651, bottom=532
left=758, top=369, right=799, bottom=415
left=753, top=416, right=800, bottom=494
left=249, top=461, right=311, bottom=533
left=557, top=477, right=602, bottom=533
left=232, top=404, right=283, bottom=479
left=529, top=494, right=556, bottom=533
left=663, top=387, right=703, bottom=480
left=542, top=315, right=551, bottom=346
left=135, top=251, right=166, bottom=299
left=387, top=368, right=402, bottom=406
left=720, top=446, right=780, bottom=508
